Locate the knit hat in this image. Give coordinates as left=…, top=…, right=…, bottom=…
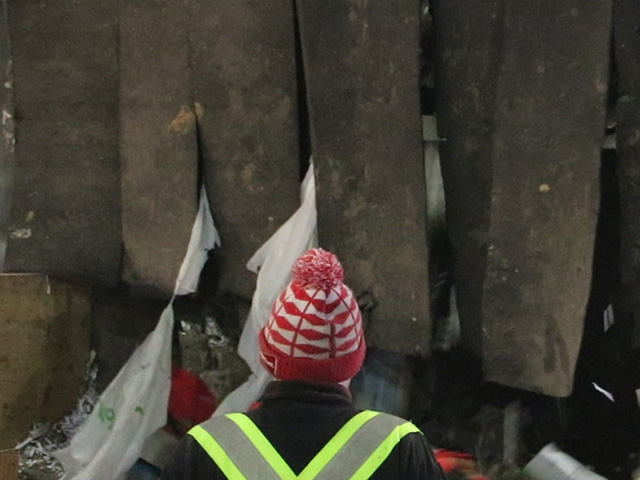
left=259, top=248, right=366, bottom=383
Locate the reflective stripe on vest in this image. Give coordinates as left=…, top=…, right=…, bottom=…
left=188, top=409, right=421, bottom=480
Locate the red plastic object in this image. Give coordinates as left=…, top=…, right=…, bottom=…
left=435, top=449, right=490, bottom=480
left=168, top=366, right=217, bottom=435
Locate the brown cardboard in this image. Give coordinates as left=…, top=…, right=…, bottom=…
left=0, top=274, right=90, bottom=449
left=0, top=450, right=18, bottom=480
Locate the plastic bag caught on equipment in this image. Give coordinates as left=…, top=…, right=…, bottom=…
left=525, top=444, right=607, bottom=480
left=214, top=161, right=318, bottom=416
left=54, top=186, right=219, bottom=480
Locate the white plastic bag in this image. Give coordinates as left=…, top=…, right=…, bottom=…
left=54, top=186, right=219, bottom=480
left=214, top=161, right=318, bottom=415
left=525, top=443, right=607, bottom=480
left=174, top=188, right=221, bottom=295
left=54, top=305, right=174, bottom=480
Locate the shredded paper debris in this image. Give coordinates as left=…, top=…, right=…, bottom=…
left=18, top=365, right=98, bottom=480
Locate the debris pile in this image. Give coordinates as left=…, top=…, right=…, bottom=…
left=17, top=366, right=98, bottom=480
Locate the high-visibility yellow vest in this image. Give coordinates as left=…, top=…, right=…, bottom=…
left=188, top=410, right=422, bottom=480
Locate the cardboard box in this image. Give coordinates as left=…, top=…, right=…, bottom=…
left=0, top=450, right=18, bottom=480
left=0, top=274, right=90, bottom=449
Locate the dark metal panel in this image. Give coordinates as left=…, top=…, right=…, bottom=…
left=120, top=0, right=199, bottom=297
left=482, top=0, right=611, bottom=396
left=4, top=0, right=121, bottom=285
left=188, top=0, right=301, bottom=301
left=296, top=0, right=431, bottom=354
left=431, top=0, right=504, bottom=356
left=614, top=0, right=640, bottom=346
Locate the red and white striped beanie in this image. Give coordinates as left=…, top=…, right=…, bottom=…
left=259, top=248, right=366, bottom=382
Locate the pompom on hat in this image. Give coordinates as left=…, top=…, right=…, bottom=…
left=259, top=248, right=366, bottom=382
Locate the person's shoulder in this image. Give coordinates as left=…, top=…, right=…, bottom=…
left=368, top=410, right=423, bottom=432
left=394, top=425, right=447, bottom=480
left=196, top=414, right=232, bottom=428
left=191, top=412, right=246, bottom=436
left=364, top=413, right=444, bottom=480
left=363, top=411, right=426, bottom=451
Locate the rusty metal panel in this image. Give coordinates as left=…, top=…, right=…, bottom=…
left=614, top=0, right=640, bottom=346
left=482, top=1, right=611, bottom=396
left=296, top=0, right=431, bottom=354
left=188, top=0, right=300, bottom=301
left=431, top=0, right=504, bottom=356
left=4, top=0, right=121, bottom=285
left=120, top=0, right=199, bottom=296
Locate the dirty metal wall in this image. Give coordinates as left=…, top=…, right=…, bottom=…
left=1, top=0, right=628, bottom=385
left=119, top=0, right=199, bottom=295
left=2, top=0, right=433, bottom=356
left=189, top=0, right=301, bottom=301
left=614, top=0, right=640, bottom=347
left=0, top=0, right=13, bottom=272
left=297, top=0, right=432, bottom=354
left=431, top=0, right=503, bottom=357
left=435, top=0, right=612, bottom=396
left=482, top=1, right=611, bottom=397
left=5, top=0, right=122, bottom=286
left=2, top=0, right=301, bottom=300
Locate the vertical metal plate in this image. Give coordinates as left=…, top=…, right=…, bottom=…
left=614, top=0, right=640, bottom=346
left=297, top=0, right=431, bottom=354
left=0, top=0, right=13, bottom=272
left=188, top=0, right=301, bottom=301
left=431, top=0, right=504, bottom=356
left=120, top=0, right=199, bottom=296
left=4, top=0, right=121, bottom=285
left=482, top=0, right=611, bottom=396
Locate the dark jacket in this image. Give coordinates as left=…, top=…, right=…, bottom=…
left=161, top=380, right=446, bottom=480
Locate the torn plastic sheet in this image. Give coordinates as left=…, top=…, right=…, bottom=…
left=592, top=382, right=615, bottom=403
left=53, top=186, right=219, bottom=480
left=603, top=304, right=614, bottom=333
left=424, top=115, right=445, bottom=233
left=525, top=443, right=606, bottom=480
left=213, top=161, right=317, bottom=416
left=174, top=187, right=220, bottom=296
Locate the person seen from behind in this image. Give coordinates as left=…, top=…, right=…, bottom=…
left=161, top=248, right=446, bottom=479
